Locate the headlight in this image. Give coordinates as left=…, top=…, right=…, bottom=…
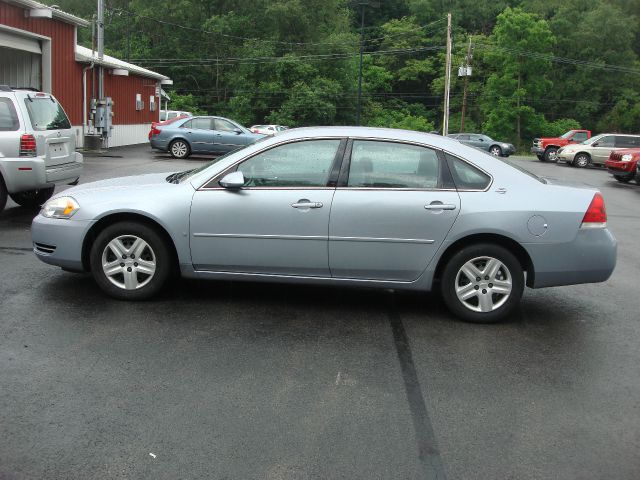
left=621, top=154, right=634, bottom=162
left=41, top=196, right=80, bottom=219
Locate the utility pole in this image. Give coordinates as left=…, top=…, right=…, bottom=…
left=442, top=13, right=452, bottom=136
left=460, top=37, right=473, bottom=132
left=97, top=0, right=104, bottom=99
left=355, top=2, right=366, bottom=126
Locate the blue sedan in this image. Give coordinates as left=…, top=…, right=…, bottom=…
left=150, top=115, right=264, bottom=159
left=32, top=127, right=616, bottom=323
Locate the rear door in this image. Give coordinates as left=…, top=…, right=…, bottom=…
left=328, top=140, right=460, bottom=281
left=0, top=96, right=21, bottom=158
left=21, top=93, right=74, bottom=167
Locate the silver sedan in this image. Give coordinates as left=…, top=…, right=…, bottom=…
left=31, top=127, right=617, bottom=323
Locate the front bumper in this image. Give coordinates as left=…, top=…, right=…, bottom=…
left=524, top=227, right=617, bottom=288
left=0, top=152, right=83, bottom=194
left=605, top=160, right=637, bottom=174
left=31, top=214, right=93, bottom=271
left=556, top=151, right=577, bottom=163
left=531, top=146, right=544, bottom=155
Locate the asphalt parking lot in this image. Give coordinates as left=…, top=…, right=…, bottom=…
left=1, top=145, right=639, bottom=480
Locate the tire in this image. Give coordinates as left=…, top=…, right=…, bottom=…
left=89, top=221, right=173, bottom=300
left=489, top=145, right=502, bottom=156
left=543, top=147, right=558, bottom=162
left=574, top=153, right=590, bottom=168
left=0, top=175, right=7, bottom=213
left=169, top=139, right=190, bottom=159
left=614, top=175, right=632, bottom=183
left=9, top=186, right=55, bottom=208
left=440, top=243, right=524, bottom=323
left=536, top=154, right=544, bottom=162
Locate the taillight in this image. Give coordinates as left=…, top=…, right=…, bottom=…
left=19, top=134, right=37, bottom=157
left=581, top=193, right=607, bottom=228
left=151, top=127, right=161, bottom=136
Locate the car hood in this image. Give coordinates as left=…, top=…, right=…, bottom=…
left=59, top=172, right=179, bottom=198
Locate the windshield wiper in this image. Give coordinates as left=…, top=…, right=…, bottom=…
left=166, top=169, right=195, bottom=184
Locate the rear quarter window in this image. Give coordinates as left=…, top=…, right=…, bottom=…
left=24, top=97, right=71, bottom=131
left=0, top=98, right=19, bottom=131
left=444, top=153, right=492, bottom=190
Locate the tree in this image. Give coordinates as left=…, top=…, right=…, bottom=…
left=481, top=8, right=555, bottom=147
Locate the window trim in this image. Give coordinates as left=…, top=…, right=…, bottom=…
left=337, top=138, right=452, bottom=191
left=442, top=150, right=494, bottom=192
left=199, top=137, right=348, bottom=190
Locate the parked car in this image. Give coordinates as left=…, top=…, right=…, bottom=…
left=159, top=110, right=192, bottom=122
left=32, top=127, right=617, bottom=323
left=250, top=125, right=288, bottom=135
left=557, top=133, right=640, bottom=168
left=0, top=86, right=83, bottom=213
left=605, top=148, right=640, bottom=184
left=531, top=129, right=591, bottom=162
left=447, top=133, right=515, bottom=157
left=148, top=114, right=189, bottom=140
left=149, top=116, right=264, bottom=159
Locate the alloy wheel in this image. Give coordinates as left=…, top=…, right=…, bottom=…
left=171, top=141, right=188, bottom=158
left=454, top=256, right=512, bottom=313
left=490, top=146, right=501, bottom=156
left=101, top=235, right=157, bottom=290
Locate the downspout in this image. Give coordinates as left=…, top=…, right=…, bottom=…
left=82, top=62, right=94, bottom=139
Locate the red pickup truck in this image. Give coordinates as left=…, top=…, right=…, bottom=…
left=531, top=130, right=591, bottom=162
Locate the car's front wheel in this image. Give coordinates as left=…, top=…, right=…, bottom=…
left=9, top=186, right=55, bottom=208
left=543, top=147, right=558, bottom=162
left=0, top=176, right=7, bottom=212
left=90, top=222, right=172, bottom=300
left=169, top=139, right=190, bottom=159
left=614, top=175, right=632, bottom=183
left=573, top=153, right=590, bottom=168
left=440, top=243, right=524, bottom=323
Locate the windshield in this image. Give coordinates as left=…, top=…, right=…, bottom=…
left=582, top=134, right=604, bottom=145
left=24, top=97, right=71, bottom=131
left=560, top=131, right=574, bottom=139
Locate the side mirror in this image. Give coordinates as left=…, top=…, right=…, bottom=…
left=592, top=142, right=600, bottom=147
left=219, top=171, right=245, bottom=189
left=478, top=138, right=484, bottom=142
left=233, top=128, right=242, bottom=134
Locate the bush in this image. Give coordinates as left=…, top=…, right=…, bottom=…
left=541, top=118, right=582, bottom=137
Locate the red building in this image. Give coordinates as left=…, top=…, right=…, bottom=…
left=0, top=0, right=172, bottom=147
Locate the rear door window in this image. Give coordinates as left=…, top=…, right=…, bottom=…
left=0, top=98, right=19, bottom=131
left=615, top=136, right=640, bottom=148
left=23, top=97, right=71, bottom=130
left=190, top=118, right=213, bottom=130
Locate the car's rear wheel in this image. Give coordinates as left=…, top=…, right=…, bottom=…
left=90, top=222, right=172, bottom=300
left=574, top=153, right=590, bottom=168
left=9, top=186, right=55, bottom=208
left=169, top=139, right=190, bottom=159
left=544, top=147, right=558, bottom=162
left=440, top=243, right=524, bottom=323
left=489, top=145, right=502, bottom=156
left=614, top=175, right=632, bottom=183
left=0, top=176, right=7, bottom=212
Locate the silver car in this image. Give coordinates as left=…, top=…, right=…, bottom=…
left=0, top=86, right=83, bottom=212
left=447, top=133, right=516, bottom=157
left=32, top=127, right=616, bottom=323
left=557, top=133, right=640, bottom=168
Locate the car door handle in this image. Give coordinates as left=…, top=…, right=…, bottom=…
left=424, top=203, right=457, bottom=210
left=291, top=202, right=323, bottom=209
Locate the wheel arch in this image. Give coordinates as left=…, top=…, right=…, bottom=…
left=433, top=233, right=535, bottom=288
left=81, top=212, right=180, bottom=273
left=544, top=144, right=560, bottom=151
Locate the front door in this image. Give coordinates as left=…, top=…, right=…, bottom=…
left=212, top=118, right=245, bottom=153
left=190, top=138, right=344, bottom=276
left=591, top=135, right=616, bottom=165
left=329, top=140, right=460, bottom=281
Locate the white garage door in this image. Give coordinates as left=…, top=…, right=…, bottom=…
left=0, top=29, right=42, bottom=90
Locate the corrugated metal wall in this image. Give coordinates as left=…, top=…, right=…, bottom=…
left=0, top=46, right=41, bottom=89
left=99, top=72, right=159, bottom=125
left=0, top=1, right=83, bottom=125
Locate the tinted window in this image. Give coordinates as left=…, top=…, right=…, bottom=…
left=347, top=141, right=440, bottom=189
left=572, top=132, right=588, bottom=142
left=214, top=119, right=237, bottom=132
left=458, top=134, right=471, bottom=141
left=238, top=139, right=340, bottom=187
left=24, top=97, right=70, bottom=131
left=192, top=118, right=213, bottom=130
left=615, top=136, right=640, bottom=148
left=167, top=112, right=177, bottom=119
left=0, top=98, right=19, bottom=131
left=595, top=136, right=615, bottom=147
left=445, top=153, right=491, bottom=190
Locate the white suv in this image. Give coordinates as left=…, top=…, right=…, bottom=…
left=0, top=86, right=83, bottom=212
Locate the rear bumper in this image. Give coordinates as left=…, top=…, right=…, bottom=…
left=31, top=214, right=92, bottom=271
left=149, top=138, right=169, bottom=151
left=0, top=152, right=83, bottom=194
left=524, top=228, right=617, bottom=288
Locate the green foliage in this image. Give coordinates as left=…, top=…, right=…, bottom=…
left=541, top=118, right=582, bottom=137
left=167, top=93, right=206, bottom=116
left=364, top=101, right=435, bottom=132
